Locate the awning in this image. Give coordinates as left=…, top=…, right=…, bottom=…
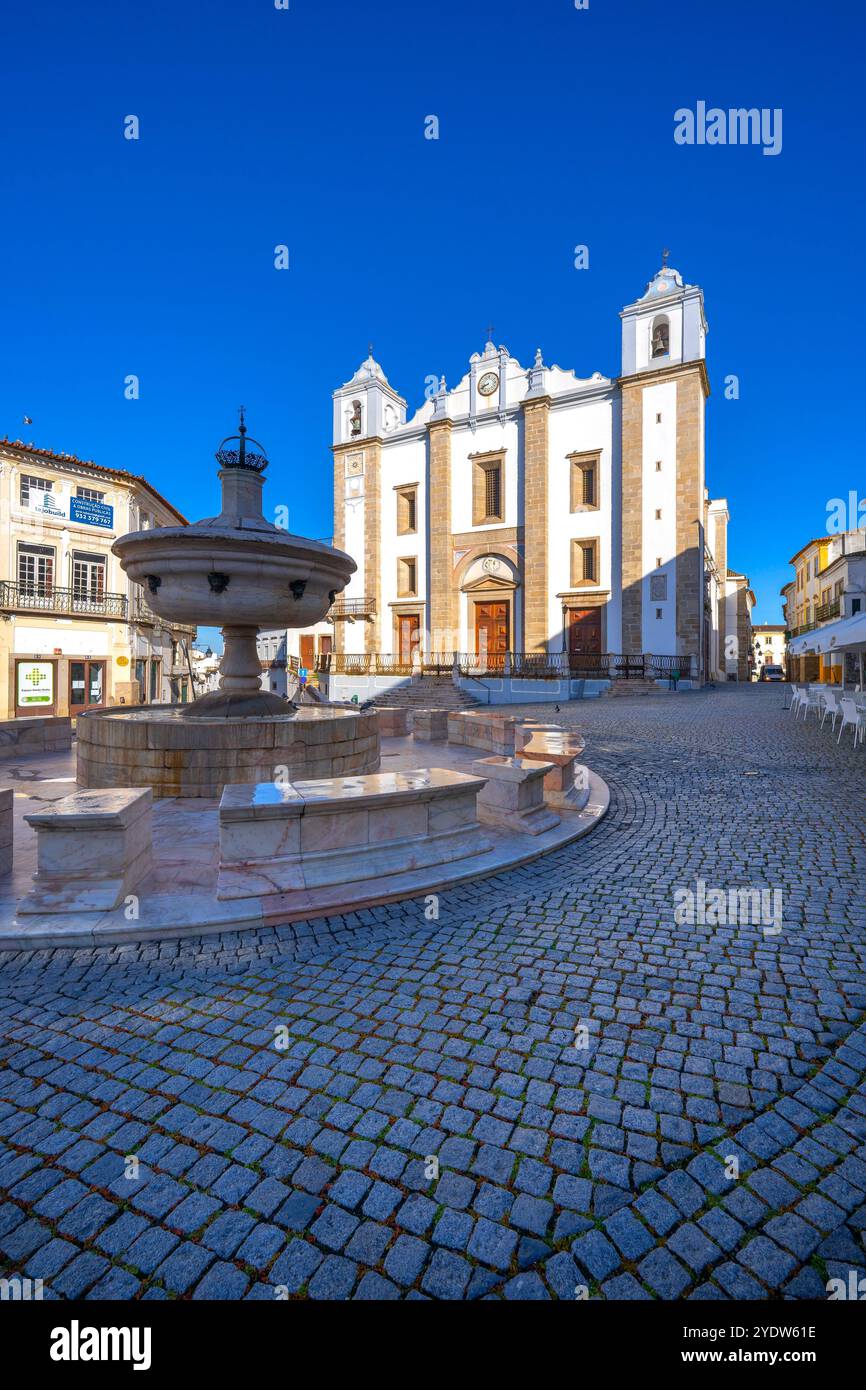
left=788, top=612, right=866, bottom=656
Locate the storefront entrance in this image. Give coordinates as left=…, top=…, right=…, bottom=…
left=15, top=658, right=57, bottom=717
left=69, top=660, right=106, bottom=716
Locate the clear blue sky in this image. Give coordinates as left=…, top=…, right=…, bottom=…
left=2, top=0, right=863, bottom=650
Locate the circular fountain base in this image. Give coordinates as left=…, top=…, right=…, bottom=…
left=77, top=704, right=380, bottom=799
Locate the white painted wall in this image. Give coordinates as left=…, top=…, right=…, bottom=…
left=641, top=381, right=677, bottom=654
left=547, top=393, right=618, bottom=655
left=378, top=435, right=427, bottom=650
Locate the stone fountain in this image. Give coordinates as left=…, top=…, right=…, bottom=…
left=76, top=414, right=380, bottom=797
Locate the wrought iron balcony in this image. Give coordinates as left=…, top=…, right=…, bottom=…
left=327, top=596, right=376, bottom=620
left=815, top=598, right=841, bottom=623
left=132, top=597, right=197, bottom=636
left=0, top=580, right=128, bottom=619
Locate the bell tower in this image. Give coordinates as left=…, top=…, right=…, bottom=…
left=331, top=352, right=407, bottom=655
left=619, top=258, right=710, bottom=679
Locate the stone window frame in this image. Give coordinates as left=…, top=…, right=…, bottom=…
left=571, top=536, right=600, bottom=588
left=568, top=450, right=601, bottom=513
left=471, top=450, right=505, bottom=527
left=396, top=555, right=418, bottom=598
left=395, top=484, right=418, bottom=536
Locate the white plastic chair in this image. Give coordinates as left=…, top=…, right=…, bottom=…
left=837, top=698, right=865, bottom=745
left=788, top=684, right=804, bottom=714
left=819, top=690, right=841, bottom=731
left=799, top=686, right=823, bottom=720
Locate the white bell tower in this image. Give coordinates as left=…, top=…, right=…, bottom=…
left=620, top=253, right=707, bottom=377
left=332, top=350, right=407, bottom=445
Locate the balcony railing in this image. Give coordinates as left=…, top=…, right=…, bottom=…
left=815, top=598, right=841, bottom=623
left=0, top=580, right=127, bottom=619
left=328, top=596, right=376, bottom=620
left=317, top=651, right=698, bottom=681
left=132, top=598, right=196, bottom=636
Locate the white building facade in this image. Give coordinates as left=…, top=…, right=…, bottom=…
left=330, top=261, right=745, bottom=683
left=0, top=438, right=194, bottom=720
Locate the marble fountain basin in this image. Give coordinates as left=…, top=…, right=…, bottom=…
left=77, top=704, right=380, bottom=799
left=114, top=524, right=352, bottom=632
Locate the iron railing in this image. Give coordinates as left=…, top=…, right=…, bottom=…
left=456, top=652, right=697, bottom=680
left=328, top=596, right=377, bottom=619
left=815, top=599, right=841, bottom=623
left=317, top=650, right=698, bottom=681
left=132, top=597, right=197, bottom=637
left=0, top=580, right=128, bottom=619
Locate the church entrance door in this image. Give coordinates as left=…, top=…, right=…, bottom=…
left=474, top=601, right=509, bottom=668
left=568, top=608, right=602, bottom=670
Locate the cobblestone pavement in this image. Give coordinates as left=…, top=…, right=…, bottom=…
left=1, top=685, right=865, bottom=1301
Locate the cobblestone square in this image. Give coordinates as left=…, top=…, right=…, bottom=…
left=1, top=686, right=865, bottom=1300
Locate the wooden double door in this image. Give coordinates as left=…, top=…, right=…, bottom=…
left=474, top=601, right=509, bottom=665
left=397, top=614, right=421, bottom=665
left=568, top=607, right=602, bottom=666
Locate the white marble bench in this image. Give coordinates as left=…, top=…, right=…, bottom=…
left=412, top=709, right=449, bottom=741
left=520, top=730, right=589, bottom=810
left=20, top=788, right=152, bottom=914
left=375, top=707, right=411, bottom=738
left=0, top=787, right=12, bottom=877
left=448, top=711, right=519, bottom=755
left=217, top=767, right=491, bottom=900
left=471, top=757, right=561, bottom=836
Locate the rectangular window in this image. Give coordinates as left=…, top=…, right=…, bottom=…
left=397, top=556, right=417, bottom=597
left=20, top=474, right=52, bottom=506
left=569, top=452, right=600, bottom=512
left=18, top=543, right=55, bottom=595
left=76, top=485, right=105, bottom=503
left=485, top=465, right=500, bottom=518
left=472, top=455, right=504, bottom=525
left=71, top=552, right=106, bottom=603
left=572, top=538, right=599, bottom=587
left=396, top=486, right=418, bottom=535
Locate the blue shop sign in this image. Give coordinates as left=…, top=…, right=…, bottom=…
left=70, top=496, right=114, bottom=529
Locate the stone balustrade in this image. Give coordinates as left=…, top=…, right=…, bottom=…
left=20, top=788, right=153, bottom=914
left=470, top=756, right=561, bottom=836
left=217, top=767, right=491, bottom=901
left=0, top=787, right=12, bottom=877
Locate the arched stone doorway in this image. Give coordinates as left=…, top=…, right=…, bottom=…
left=457, top=552, right=521, bottom=660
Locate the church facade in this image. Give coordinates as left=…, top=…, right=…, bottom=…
left=330, top=260, right=749, bottom=682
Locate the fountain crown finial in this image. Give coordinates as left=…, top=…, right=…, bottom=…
left=215, top=410, right=268, bottom=473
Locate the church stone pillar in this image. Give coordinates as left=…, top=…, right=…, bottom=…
left=522, top=395, right=550, bottom=653
left=620, top=379, right=644, bottom=655
left=427, top=418, right=455, bottom=651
